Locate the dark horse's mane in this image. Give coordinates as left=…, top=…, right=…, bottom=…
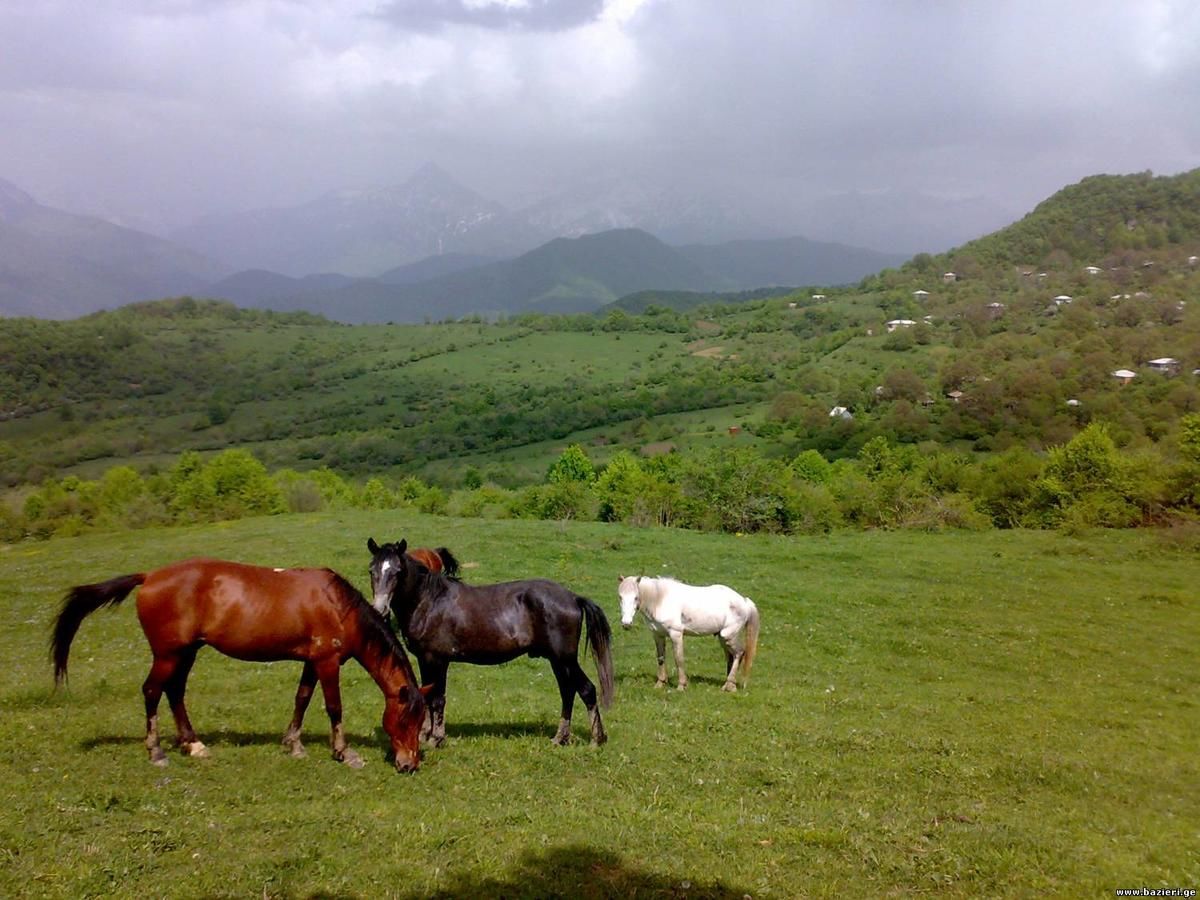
left=404, top=556, right=457, bottom=603
left=327, top=572, right=410, bottom=661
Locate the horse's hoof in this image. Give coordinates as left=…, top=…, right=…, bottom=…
left=287, top=744, right=307, bottom=759
left=676, top=683, right=688, bottom=692
left=591, top=733, right=608, bottom=747
left=551, top=734, right=571, bottom=747
left=654, top=680, right=667, bottom=689
left=184, top=741, right=210, bottom=758
left=721, top=682, right=738, bottom=693
left=151, top=755, right=169, bottom=768
left=341, top=750, right=365, bottom=769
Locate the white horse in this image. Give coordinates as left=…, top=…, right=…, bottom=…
left=617, top=576, right=760, bottom=692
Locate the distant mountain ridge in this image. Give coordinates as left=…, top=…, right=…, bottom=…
left=220, top=228, right=903, bottom=323
left=677, top=236, right=905, bottom=288
left=0, top=178, right=226, bottom=319
left=169, top=163, right=544, bottom=277
left=169, top=163, right=904, bottom=278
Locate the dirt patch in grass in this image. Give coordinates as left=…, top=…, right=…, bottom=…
left=639, top=441, right=676, bottom=456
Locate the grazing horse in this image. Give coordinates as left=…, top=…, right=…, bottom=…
left=407, top=546, right=460, bottom=578
left=51, top=558, right=429, bottom=772
left=367, top=538, right=614, bottom=747
left=617, top=575, right=760, bottom=692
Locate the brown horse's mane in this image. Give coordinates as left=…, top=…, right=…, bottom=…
left=327, top=571, right=409, bottom=660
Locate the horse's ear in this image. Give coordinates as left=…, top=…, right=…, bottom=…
left=368, top=537, right=380, bottom=554
left=617, top=574, right=624, bottom=583
left=419, top=684, right=435, bottom=699
left=398, top=538, right=407, bottom=554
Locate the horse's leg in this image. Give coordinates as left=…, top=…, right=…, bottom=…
left=421, top=657, right=449, bottom=748
left=719, top=623, right=746, bottom=692
left=669, top=630, right=688, bottom=690
left=315, top=659, right=363, bottom=769
left=549, top=658, right=575, bottom=746
left=281, top=661, right=318, bottom=758
left=652, top=632, right=669, bottom=688
left=415, top=657, right=437, bottom=744
left=164, top=645, right=208, bottom=757
left=573, top=657, right=607, bottom=746
left=142, top=654, right=178, bottom=767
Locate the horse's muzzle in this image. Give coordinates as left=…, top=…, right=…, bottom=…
left=394, top=754, right=419, bottom=773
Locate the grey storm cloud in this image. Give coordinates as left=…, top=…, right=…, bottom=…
left=0, top=0, right=1196, bottom=249
left=374, top=0, right=607, bottom=32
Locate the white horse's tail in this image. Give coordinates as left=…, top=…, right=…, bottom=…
left=740, top=600, right=760, bottom=686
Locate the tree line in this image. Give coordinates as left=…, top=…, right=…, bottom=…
left=5, top=417, right=1197, bottom=545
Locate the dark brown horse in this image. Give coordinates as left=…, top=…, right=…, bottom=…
left=51, top=558, right=429, bottom=772
left=367, top=538, right=614, bottom=747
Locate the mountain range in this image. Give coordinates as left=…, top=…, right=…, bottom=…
left=169, top=163, right=792, bottom=277
left=0, top=178, right=225, bottom=318
left=0, top=164, right=908, bottom=321
left=207, top=228, right=906, bottom=323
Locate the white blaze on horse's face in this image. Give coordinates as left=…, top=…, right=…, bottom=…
left=371, top=558, right=396, bottom=616
left=617, top=576, right=640, bottom=628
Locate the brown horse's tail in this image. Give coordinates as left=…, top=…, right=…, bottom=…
left=577, top=596, right=615, bottom=708
left=740, top=601, right=760, bottom=687
left=51, top=573, right=145, bottom=687
left=435, top=547, right=461, bottom=579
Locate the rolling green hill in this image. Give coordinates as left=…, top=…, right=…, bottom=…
left=1, top=169, right=1199, bottom=505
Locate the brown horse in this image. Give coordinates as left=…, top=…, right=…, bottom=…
left=51, top=558, right=429, bottom=772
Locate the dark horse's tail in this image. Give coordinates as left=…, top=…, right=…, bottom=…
left=577, top=596, right=615, bottom=708
left=51, top=573, right=145, bottom=686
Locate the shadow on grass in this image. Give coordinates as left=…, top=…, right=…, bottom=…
left=396, top=843, right=752, bottom=900
left=80, top=729, right=380, bottom=752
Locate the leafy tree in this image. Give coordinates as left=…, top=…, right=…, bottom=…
left=791, top=449, right=832, bottom=484
left=359, top=477, right=395, bottom=510
left=171, top=450, right=285, bottom=521
left=1031, top=423, right=1137, bottom=527
left=547, top=444, right=595, bottom=485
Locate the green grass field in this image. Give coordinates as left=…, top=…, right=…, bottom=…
left=1, top=514, right=1196, bottom=897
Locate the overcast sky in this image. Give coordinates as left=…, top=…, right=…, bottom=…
left=2, top=0, right=1198, bottom=246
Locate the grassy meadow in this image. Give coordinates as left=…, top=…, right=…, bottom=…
left=0, top=513, right=1196, bottom=897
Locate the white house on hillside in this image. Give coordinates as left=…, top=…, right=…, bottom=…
left=1147, top=357, right=1180, bottom=374
left=886, top=319, right=917, bottom=332
left=1112, top=368, right=1137, bottom=384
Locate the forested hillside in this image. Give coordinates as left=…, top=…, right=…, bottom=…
left=2, top=169, right=1198, bottom=541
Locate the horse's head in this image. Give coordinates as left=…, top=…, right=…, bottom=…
left=617, top=575, right=641, bottom=628
left=383, top=683, right=433, bottom=773
left=367, top=537, right=408, bottom=617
